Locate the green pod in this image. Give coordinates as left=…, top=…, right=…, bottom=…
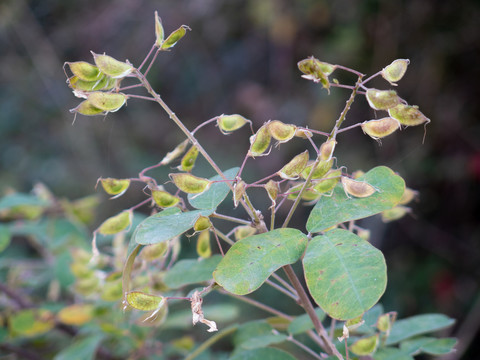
left=193, top=215, right=212, bottom=232
left=217, top=114, right=249, bottom=133
left=298, top=57, right=336, bottom=91
left=341, top=176, right=376, bottom=198
left=277, top=150, right=309, bottom=180
left=382, top=59, right=410, bottom=85
left=66, top=61, right=102, bottom=81
left=268, top=120, right=297, bottom=143
left=179, top=145, right=199, bottom=172
left=151, top=189, right=180, bottom=208
left=312, top=169, right=342, bottom=194
left=98, top=210, right=132, bottom=235
left=265, top=179, right=279, bottom=202
left=100, top=178, right=130, bottom=197
left=233, top=180, right=246, bottom=207
left=92, top=52, right=133, bottom=79
left=301, top=159, right=334, bottom=180
left=161, top=25, right=191, bottom=50
left=319, top=139, right=337, bottom=161
left=248, top=125, right=271, bottom=157
left=154, top=11, right=165, bottom=47
left=366, top=89, right=401, bottom=110
left=87, top=92, right=126, bottom=112
left=126, top=291, right=164, bottom=311
left=169, top=173, right=211, bottom=194
left=196, top=230, right=211, bottom=258
left=361, top=117, right=400, bottom=139
left=70, top=100, right=104, bottom=116
left=388, top=104, right=430, bottom=126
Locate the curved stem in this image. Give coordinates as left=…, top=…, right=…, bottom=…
left=185, top=325, right=238, bottom=360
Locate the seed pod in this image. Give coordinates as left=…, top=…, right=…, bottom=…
left=126, top=291, right=164, bottom=311
left=248, top=125, right=271, bottom=157
left=278, top=150, right=309, bottom=180
left=233, top=180, right=246, bottom=208
left=319, top=139, right=337, bottom=161
left=179, top=145, right=199, bottom=172
left=382, top=59, right=410, bottom=85
left=159, top=139, right=189, bottom=166
left=301, top=159, right=333, bottom=180
left=357, top=228, right=371, bottom=241
left=169, top=173, right=211, bottom=194
left=99, top=178, right=130, bottom=197
left=352, top=170, right=365, bottom=179
left=196, top=230, right=211, bottom=258
left=87, top=92, right=126, bottom=112
left=264, top=180, right=279, bottom=203
left=217, top=114, right=249, bottom=134
left=287, top=183, right=321, bottom=201
left=92, top=52, right=133, bottom=79
left=388, top=104, right=430, bottom=126
left=66, top=61, right=102, bottom=82
left=154, top=11, right=165, bottom=47
left=161, top=25, right=191, bottom=50
left=234, top=225, right=256, bottom=241
left=298, top=57, right=336, bottom=91
left=141, top=243, right=168, bottom=261
left=366, top=89, right=401, bottom=110
left=294, top=128, right=313, bottom=139
left=312, top=169, right=342, bottom=194
left=399, top=187, right=418, bottom=205
left=381, top=206, right=410, bottom=222
left=68, top=75, right=115, bottom=92
left=98, top=210, right=132, bottom=235
left=350, top=334, right=379, bottom=356
left=268, top=120, right=297, bottom=143
left=151, top=189, right=180, bottom=208
left=341, top=176, right=376, bottom=198
left=193, top=216, right=212, bottom=232
left=70, top=100, right=104, bottom=116
left=361, top=117, right=400, bottom=139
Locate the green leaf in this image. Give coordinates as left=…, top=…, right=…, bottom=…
left=188, top=167, right=239, bottom=209
left=307, top=166, right=405, bottom=233
left=54, top=334, right=105, bottom=360
left=133, top=208, right=212, bottom=245
left=0, top=193, right=48, bottom=210
left=234, top=320, right=288, bottom=351
left=386, top=314, right=455, bottom=345
left=287, top=308, right=326, bottom=335
left=214, top=228, right=308, bottom=295
left=400, top=337, right=457, bottom=355
left=230, top=348, right=296, bottom=360
left=164, top=255, right=222, bottom=288
left=373, top=347, right=413, bottom=360
left=0, top=225, right=11, bottom=253
left=303, top=229, right=387, bottom=320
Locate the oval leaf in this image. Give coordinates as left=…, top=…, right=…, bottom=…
left=307, top=166, right=405, bottom=233
left=133, top=208, right=212, bottom=245
left=213, top=228, right=308, bottom=295
left=303, top=229, right=387, bottom=320
left=164, top=255, right=222, bottom=288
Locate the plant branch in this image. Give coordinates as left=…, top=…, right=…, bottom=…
left=185, top=324, right=238, bottom=360
left=287, top=335, right=324, bottom=360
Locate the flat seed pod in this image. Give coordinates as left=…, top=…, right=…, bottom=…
left=233, top=180, right=246, bottom=208
left=381, top=205, right=410, bottom=222
left=265, top=180, right=279, bottom=202
left=341, top=176, right=377, bottom=198
left=140, top=243, right=168, bottom=261
left=278, top=150, right=309, bottom=180
left=350, top=335, right=379, bottom=356
left=159, top=139, right=189, bottom=166
left=126, top=291, right=164, bottom=311
left=217, top=114, right=249, bottom=133
left=154, top=11, right=164, bottom=47
left=193, top=215, right=212, bottom=232
left=196, top=230, right=211, bottom=258
left=399, top=188, right=418, bottom=205
left=382, top=59, right=410, bottom=85
left=100, top=178, right=130, bottom=197
left=161, top=25, right=191, bottom=50
left=234, top=225, right=257, bottom=241
left=319, top=139, right=337, bottom=161
left=268, top=120, right=297, bottom=143
left=169, top=173, right=211, bottom=194
left=179, top=145, right=199, bottom=172
left=57, top=304, right=93, bottom=326
left=366, top=89, right=401, bottom=110
left=92, top=52, right=133, bottom=79
left=68, top=75, right=113, bottom=92
left=87, top=92, right=126, bottom=112
left=388, top=104, right=430, bottom=126
left=298, top=57, right=336, bottom=91
left=66, top=61, right=101, bottom=81
left=151, top=189, right=180, bottom=208
left=301, top=159, right=334, bottom=180
left=312, top=169, right=342, bottom=194
left=70, top=100, right=105, bottom=116
left=98, top=210, right=132, bottom=235
left=361, top=117, right=400, bottom=139
left=294, top=128, right=313, bottom=138
left=248, top=125, right=271, bottom=157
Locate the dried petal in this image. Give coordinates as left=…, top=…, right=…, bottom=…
left=191, top=291, right=218, bottom=332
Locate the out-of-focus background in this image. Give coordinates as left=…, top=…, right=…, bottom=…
left=1, top=0, right=479, bottom=357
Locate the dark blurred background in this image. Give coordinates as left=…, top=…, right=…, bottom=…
left=1, top=0, right=479, bottom=358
